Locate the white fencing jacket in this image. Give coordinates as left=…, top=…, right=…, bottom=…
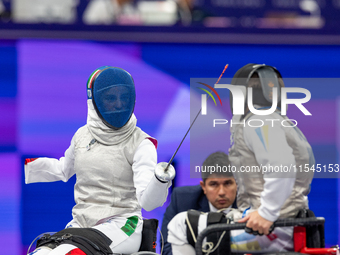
left=25, top=100, right=170, bottom=227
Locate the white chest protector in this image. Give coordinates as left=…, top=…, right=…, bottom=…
left=72, top=125, right=148, bottom=227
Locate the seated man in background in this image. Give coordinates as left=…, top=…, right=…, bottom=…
left=161, top=151, right=237, bottom=255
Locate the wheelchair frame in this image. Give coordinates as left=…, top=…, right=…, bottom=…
left=195, top=217, right=339, bottom=255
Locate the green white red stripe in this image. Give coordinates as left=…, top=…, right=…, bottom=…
left=87, top=69, right=101, bottom=89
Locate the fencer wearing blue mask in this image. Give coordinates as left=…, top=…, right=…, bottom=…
left=25, top=66, right=175, bottom=255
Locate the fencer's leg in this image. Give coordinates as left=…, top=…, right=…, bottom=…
left=93, top=216, right=143, bottom=254
left=109, top=223, right=142, bottom=253
left=48, top=244, right=85, bottom=255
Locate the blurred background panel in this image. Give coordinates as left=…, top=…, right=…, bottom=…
left=6, top=0, right=333, bottom=28
left=0, top=0, right=340, bottom=43
left=0, top=1, right=339, bottom=254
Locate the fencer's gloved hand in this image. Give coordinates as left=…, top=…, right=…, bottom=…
left=154, top=162, right=176, bottom=183
left=245, top=224, right=274, bottom=236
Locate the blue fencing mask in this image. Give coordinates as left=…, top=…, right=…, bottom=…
left=87, top=66, right=136, bottom=129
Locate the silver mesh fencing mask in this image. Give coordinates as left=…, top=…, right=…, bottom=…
left=230, top=63, right=283, bottom=114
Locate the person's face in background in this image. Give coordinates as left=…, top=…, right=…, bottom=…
left=200, top=174, right=237, bottom=210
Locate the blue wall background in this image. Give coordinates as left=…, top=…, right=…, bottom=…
left=0, top=40, right=339, bottom=254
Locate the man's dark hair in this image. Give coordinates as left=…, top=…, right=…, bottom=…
left=201, top=151, right=233, bottom=183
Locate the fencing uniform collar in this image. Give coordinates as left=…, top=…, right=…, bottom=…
left=86, top=99, right=137, bottom=145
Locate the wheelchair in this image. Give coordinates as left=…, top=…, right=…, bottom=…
left=194, top=216, right=339, bottom=255
left=28, top=219, right=160, bottom=255
left=130, top=211, right=340, bottom=255
left=30, top=212, right=339, bottom=255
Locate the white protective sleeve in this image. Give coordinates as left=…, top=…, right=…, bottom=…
left=243, top=115, right=296, bottom=222
left=132, top=139, right=171, bottom=211
left=25, top=137, right=170, bottom=211
left=25, top=137, right=76, bottom=184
